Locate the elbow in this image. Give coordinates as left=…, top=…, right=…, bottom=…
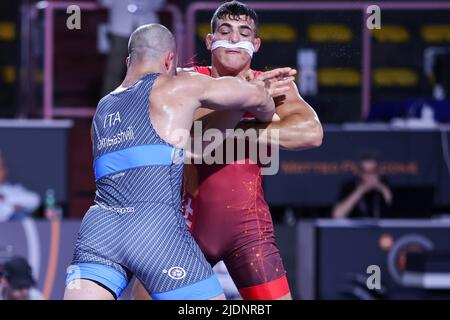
left=331, top=203, right=347, bottom=219
left=331, top=206, right=341, bottom=219
left=307, top=121, right=323, bottom=148
left=284, top=118, right=323, bottom=150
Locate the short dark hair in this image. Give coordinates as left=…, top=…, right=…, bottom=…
left=358, top=150, right=380, bottom=163
left=3, top=257, right=36, bottom=289
left=211, top=1, right=259, bottom=35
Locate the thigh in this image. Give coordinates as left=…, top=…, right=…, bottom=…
left=126, top=203, right=223, bottom=299
left=131, top=279, right=151, bottom=300
left=64, top=279, right=114, bottom=300
left=224, top=238, right=290, bottom=300
left=68, top=206, right=131, bottom=298
left=73, top=205, right=128, bottom=274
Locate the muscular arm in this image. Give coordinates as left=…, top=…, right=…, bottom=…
left=198, top=74, right=275, bottom=121
left=193, top=108, right=244, bottom=132
left=239, top=81, right=323, bottom=150
left=170, top=72, right=275, bottom=119
left=332, top=187, right=366, bottom=219
left=190, top=67, right=297, bottom=133
left=150, top=73, right=274, bottom=147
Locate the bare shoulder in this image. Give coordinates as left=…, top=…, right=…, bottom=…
left=167, top=71, right=212, bottom=90
left=151, top=73, right=204, bottom=102
left=176, top=67, right=196, bottom=74
left=151, top=72, right=216, bottom=108
left=149, top=74, right=171, bottom=97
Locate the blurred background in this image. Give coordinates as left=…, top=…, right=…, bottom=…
left=1, top=0, right=450, bottom=300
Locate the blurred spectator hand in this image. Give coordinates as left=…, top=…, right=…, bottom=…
left=332, top=153, right=393, bottom=219
left=356, top=164, right=393, bottom=204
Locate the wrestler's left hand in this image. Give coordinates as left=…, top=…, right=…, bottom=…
left=243, top=67, right=297, bottom=97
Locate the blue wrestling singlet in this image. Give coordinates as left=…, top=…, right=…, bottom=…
left=65, top=73, right=223, bottom=300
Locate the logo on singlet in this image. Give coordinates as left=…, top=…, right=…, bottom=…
left=163, top=267, right=186, bottom=280
left=182, top=196, right=194, bottom=229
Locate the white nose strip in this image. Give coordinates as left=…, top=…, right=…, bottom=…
left=211, top=40, right=255, bottom=58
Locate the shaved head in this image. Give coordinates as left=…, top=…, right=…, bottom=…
left=128, top=24, right=176, bottom=63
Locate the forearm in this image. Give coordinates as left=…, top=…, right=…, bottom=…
left=378, top=185, right=393, bottom=204
left=332, top=189, right=365, bottom=219
left=201, top=76, right=274, bottom=117
left=237, top=112, right=322, bottom=150
left=244, top=96, right=275, bottom=123
left=267, top=113, right=322, bottom=150
left=262, top=81, right=323, bottom=150
left=237, top=88, right=323, bottom=150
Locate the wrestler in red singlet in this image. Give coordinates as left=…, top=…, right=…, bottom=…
left=182, top=66, right=290, bottom=300
left=131, top=1, right=321, bottom=301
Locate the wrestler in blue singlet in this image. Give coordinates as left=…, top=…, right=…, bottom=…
left=65, top=73, right=223, bottom=299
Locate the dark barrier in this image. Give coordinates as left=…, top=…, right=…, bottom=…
left=1, top=219, right=449, bottom=300
left=0, top=219, right=80, bottom=300
left=0, top=220, right=297, bottom=300
left=264, top=124, right=450, bottom=208
left=0, top=120, right=72, bottom=204
left=298, top=218, right=450, bottom=299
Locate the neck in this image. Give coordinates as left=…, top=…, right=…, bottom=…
left=210, top=59, right=251, bottom=78
left=122, top=63, right=164, bottom=87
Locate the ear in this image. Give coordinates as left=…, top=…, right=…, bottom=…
left=252, top=37, right=261, bottom=53
left=206, top=33, right=213, bottom=51
left=126, top=55, right=130, bottom=67
left=164, top=51, right=175, bottom=72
